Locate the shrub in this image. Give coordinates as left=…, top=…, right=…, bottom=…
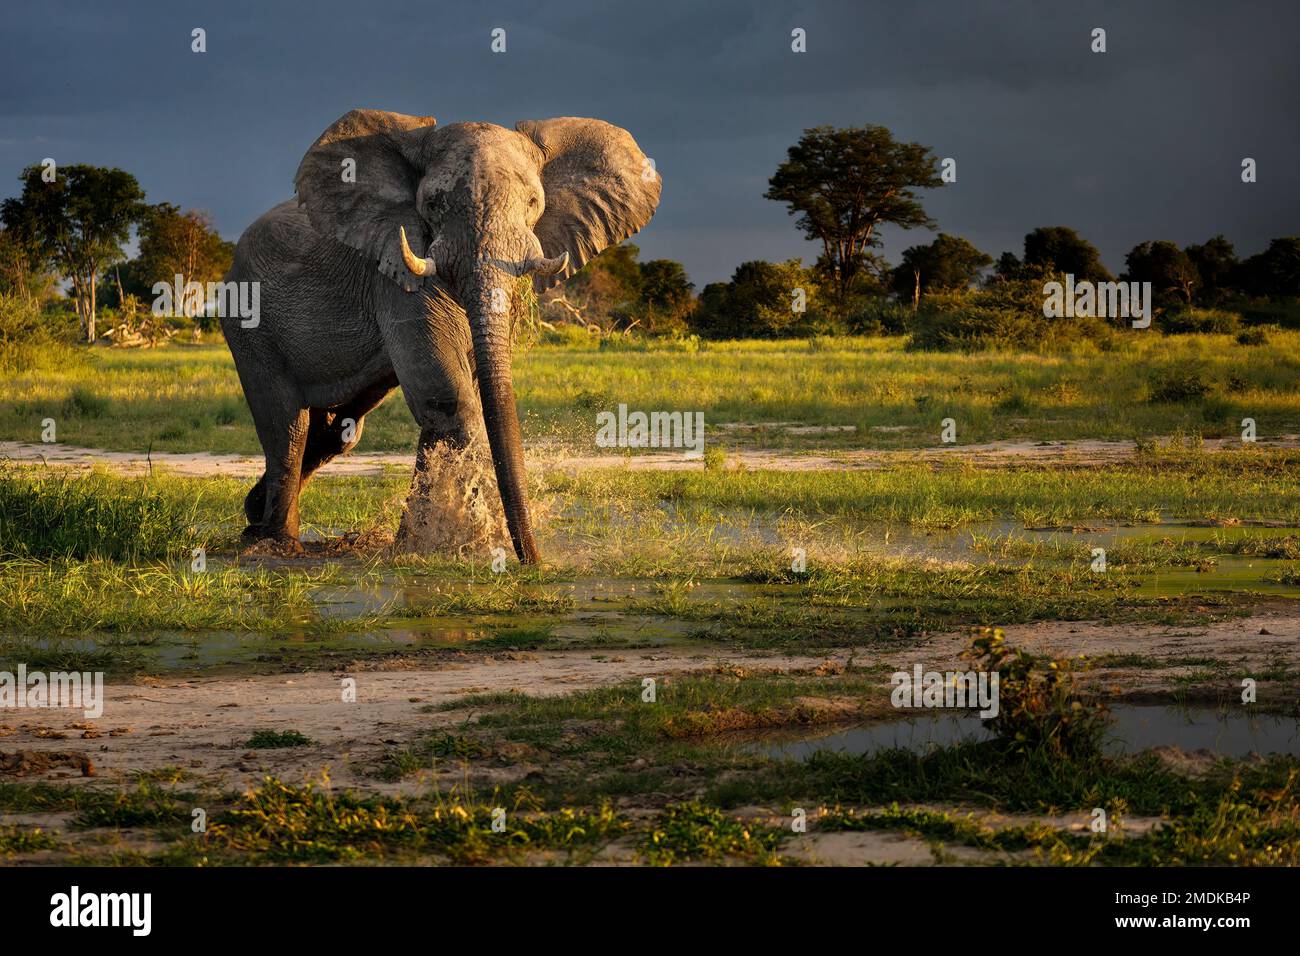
left=62, top=386, right=109, bottom=419
left=1235, top=324, right=1275, bottom=346
left=843, top=297, right=914, bottom=335
left=0, top=294, right=83, bottom=373
left=966, top=628, right=1109, bottom=762
left=1147, top=364, right=1215, bottom=403
left=907, top=284, right=1114, bottom=352
left=1159, top=308, right=1241, bottom=335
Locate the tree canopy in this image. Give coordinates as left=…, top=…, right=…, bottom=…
left=1021, top=227, right=1113, bottom=283
left=890, top=233, right=993, bottom=301
left=766, top=125, right=942, bottom=301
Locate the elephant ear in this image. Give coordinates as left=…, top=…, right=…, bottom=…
left=516, top=117, right=662, bottom=292
left=294, top=109, right=438, bottom=292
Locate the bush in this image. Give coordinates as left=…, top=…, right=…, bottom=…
left=907, top=283, right=1115, bottom=352
left=0, top=294, right=83, bottom=373
left=842, top=297, right=914, bottom=335
left=1159, top=308, right=1241, bottom=335
left=62, top=386, right=109, bottom=419
left=1226, top=298, right=1300, bottom=329
left=1147, top=364, right=1215, bottom=403
left=1236, top=324, right=1275, bottom=346
left=966, top=628, right=1109, bottom=762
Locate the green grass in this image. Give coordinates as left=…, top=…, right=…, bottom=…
left=543, top=447, right=1300, bottom=527
left=1, top=453, right=1289, bottom=649
left=246, top=729, right=314, bottom=749
left=0, top=824, right=60, bottom=855
left=6, top=332, right=1300, bottom=454
left=0, top=465, right=205, bottom=561
left=206, top=778, right=628, bottom=864
left=640, top=802, right=783, bottom=865
left=0, top=557, right=385, bottom=637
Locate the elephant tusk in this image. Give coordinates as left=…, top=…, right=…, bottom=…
left=398, top=226, right=436, bottom=277
left=525, top=251, right=569, bottom=277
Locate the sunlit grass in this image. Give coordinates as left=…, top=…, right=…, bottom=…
left=5, top=332, right=1300, bottom=454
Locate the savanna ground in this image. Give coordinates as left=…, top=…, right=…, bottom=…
left=2, top=332, right=1300, bottom=866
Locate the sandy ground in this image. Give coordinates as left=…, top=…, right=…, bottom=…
left=0, top=648, right=850, bottom=795
left=4, top=612, right=1295, bottom=865
left=4, top=434, right=1298, bottom=477
left=3, top=610, right=1296, bottom=798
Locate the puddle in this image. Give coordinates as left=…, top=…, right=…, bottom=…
left=746, top=705, right=1300, bottom=761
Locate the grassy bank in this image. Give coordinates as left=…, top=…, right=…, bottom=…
left=4, top=332, right=1300, bottom=454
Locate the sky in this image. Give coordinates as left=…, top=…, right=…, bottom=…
left=1, top=0, right=1296, bottom=287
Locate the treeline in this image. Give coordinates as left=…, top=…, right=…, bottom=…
left=3, top=127, right=1297, bottom=352
left=541, top=227, right=1300, bottom=345
left=540, top=124, right=1299, bottom=346
left=0, top=164, right=231, bottom=342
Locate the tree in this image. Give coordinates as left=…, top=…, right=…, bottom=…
left=766, top=125, right=943, bottom=302
left=688, top=259, right=822, bottom=339
left=1022, top=227, right=1113, bottom=283
left=1, top=164, right=145, bottom=341
left=889, top=233, right=993, bottom=301
left=985, top=251, right=1025, bottom=286
left=1123, top=240, right=1200, bottom=306
left=1234, top=237, right=1300, bottom=298
left=112, top=203, right=234, bottom=321
left=637, top=259, right=695, bottom=333
left=543, top=242, right=643, bottom=329
left=1184, top=236, right=1237, bottom=303
left=0, top=225, right=48, bottom=304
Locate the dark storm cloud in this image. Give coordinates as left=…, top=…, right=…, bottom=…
left=1, top=0, right=1295, bottom=284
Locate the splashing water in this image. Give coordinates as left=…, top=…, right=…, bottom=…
left=393, top=440, right=509, bottom=556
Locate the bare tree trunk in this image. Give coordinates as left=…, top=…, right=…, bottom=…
left=912, top=267, right=921, bottom=312
left=70, top=273, right=86, bottom=339
left=87, top=267, right=97, bottom=342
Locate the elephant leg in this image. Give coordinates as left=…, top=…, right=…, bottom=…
left=243, top=474, right=267, bottom=530
left=391, top=361, right=507, bottom=553
left=298, top=379, right=395, bottom=491
left=241, top=380, right=310, bottom=546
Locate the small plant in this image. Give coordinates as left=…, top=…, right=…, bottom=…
left=640, top=802, right=782, bottom=866
left=965, top=627, right=1109, bottom=762
left=246, top=729, right=313, bottom=749
left=702, top=446, right=727, bottom=472
left=0, top=824, right=59, bottom=855
left=1236, top=325, right=1272, bottom=347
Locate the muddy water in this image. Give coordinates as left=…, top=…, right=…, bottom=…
left=745, top=705, right=1300, bottom=761
left=16, top=516, right=1298, bottom=676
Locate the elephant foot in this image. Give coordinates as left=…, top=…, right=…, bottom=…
left=239, top=527, right=304, bottom=557
left=392, top=441, right=509, bottom=556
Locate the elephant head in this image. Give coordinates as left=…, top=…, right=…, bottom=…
left=292, top=110, right=662, bottom=564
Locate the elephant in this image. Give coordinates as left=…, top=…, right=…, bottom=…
left=220, top=109, right=661, bottom=563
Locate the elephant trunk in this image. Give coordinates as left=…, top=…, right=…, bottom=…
left=464, top=265, right=540, bottom=565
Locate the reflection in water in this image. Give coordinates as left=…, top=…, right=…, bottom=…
left=748, top=706, right=1300, bottom=761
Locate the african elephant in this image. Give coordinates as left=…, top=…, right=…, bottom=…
left=221, top=110, right=661, bottom=563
